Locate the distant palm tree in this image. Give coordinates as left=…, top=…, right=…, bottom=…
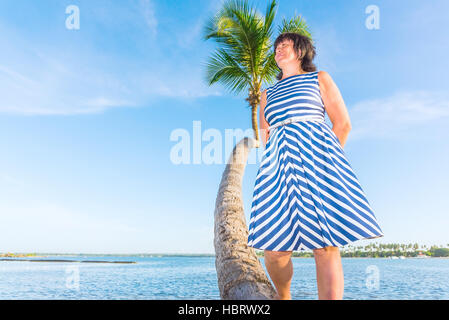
left=202, top=0, right=312, bottom=299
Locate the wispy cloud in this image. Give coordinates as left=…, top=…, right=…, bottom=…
left=348, top=90, right=449, bottom=141
left=0, top=67, right=138, bottom=115
left=140, top=0, right=158, bottom=36
left=0, top=1, right=223, bottom=116
left=313, top=26, right=345, bottom=74
left=177, top=18, right=204, bottom=49
left=0, top=59, right=221, bottom=116
left=0, top=173, right=26, bottom=189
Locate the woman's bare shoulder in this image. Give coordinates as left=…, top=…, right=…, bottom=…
left=318, top=71, right=337, bottom=91
left=318, top=70, right=331, bottom=82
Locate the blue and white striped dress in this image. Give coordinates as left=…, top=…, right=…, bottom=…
left=247, top=71, right=384, bottom=252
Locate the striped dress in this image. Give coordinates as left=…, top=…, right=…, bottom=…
left=247, top=71, right=384, bottom=252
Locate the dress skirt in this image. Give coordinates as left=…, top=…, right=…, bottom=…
left=247, top=120, right=384, bottom=252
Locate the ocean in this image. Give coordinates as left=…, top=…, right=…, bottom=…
left=0, top=256, right=448, bottom=300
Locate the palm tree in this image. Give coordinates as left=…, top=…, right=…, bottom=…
left=202, top=0, right=312, bottom=299
left=203, top=0, right=312, bottom=145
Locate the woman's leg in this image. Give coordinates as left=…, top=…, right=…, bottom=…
left=263, top=250, right=293, bottom=300
left=313, top=246, right=344, bottom=300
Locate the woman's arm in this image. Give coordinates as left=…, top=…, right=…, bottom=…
left=259, top=89, right=270, bottom=147
left=318, top=71, right=352, bottom=148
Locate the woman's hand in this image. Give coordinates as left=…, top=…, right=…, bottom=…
left=318, top=71, right=352, bottom=148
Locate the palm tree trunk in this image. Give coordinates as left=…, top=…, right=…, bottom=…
left=251, top=105, right=260, bottom=143
left=214, top=136, right=276, bottom=300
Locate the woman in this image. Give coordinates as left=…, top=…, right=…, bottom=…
left=247, top=32, right=384, bottom=300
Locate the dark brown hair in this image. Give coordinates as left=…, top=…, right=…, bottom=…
left=273, top=32, right=317, bottom=80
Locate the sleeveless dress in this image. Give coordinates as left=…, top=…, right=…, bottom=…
left=247, top=71, right=384, bottom=252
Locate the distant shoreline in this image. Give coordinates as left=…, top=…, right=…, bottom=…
left=2, top=244, right=449, bottom=259
left=0, top=253, right=216, bottom=258
left=0, top=258, right=136, bottom=264
left=1, top=254, right=448, bottom=259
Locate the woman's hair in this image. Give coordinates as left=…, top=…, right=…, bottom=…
left=273, top=32, right=317, bottom=80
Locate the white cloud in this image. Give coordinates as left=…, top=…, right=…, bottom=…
left=313, top=26, right=345, bottom=74
left=0, top=58, right=222, bottom=115
left=0, top=173, right=26, bottom=189
left=347, top=90, right=449, bottom=141
left=140, top=0, right=158, bottom=35
left=0, top=6, right=222, bottom=116
left=0, top=43, right=139, bottom=115
left=178, top=18, right=204, bottom=49
left=136, top=72, right=222, bottom=99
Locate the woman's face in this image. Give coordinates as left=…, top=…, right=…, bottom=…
left=275, top=39, right=300, bottom=68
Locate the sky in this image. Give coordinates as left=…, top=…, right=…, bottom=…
left=0, top=0, right=448, bottom=254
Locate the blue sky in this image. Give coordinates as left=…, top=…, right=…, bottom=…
left=1, top=0, right=448, bottom=254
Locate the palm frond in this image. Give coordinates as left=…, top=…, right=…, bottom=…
left=278, top=15, right=313, bottom=40
left=202, top=0, right=312, bottom=104
left=202, top=48, right=251, bottom=94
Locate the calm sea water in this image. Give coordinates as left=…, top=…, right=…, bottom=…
left=0, top=256, right=448, bottom=300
